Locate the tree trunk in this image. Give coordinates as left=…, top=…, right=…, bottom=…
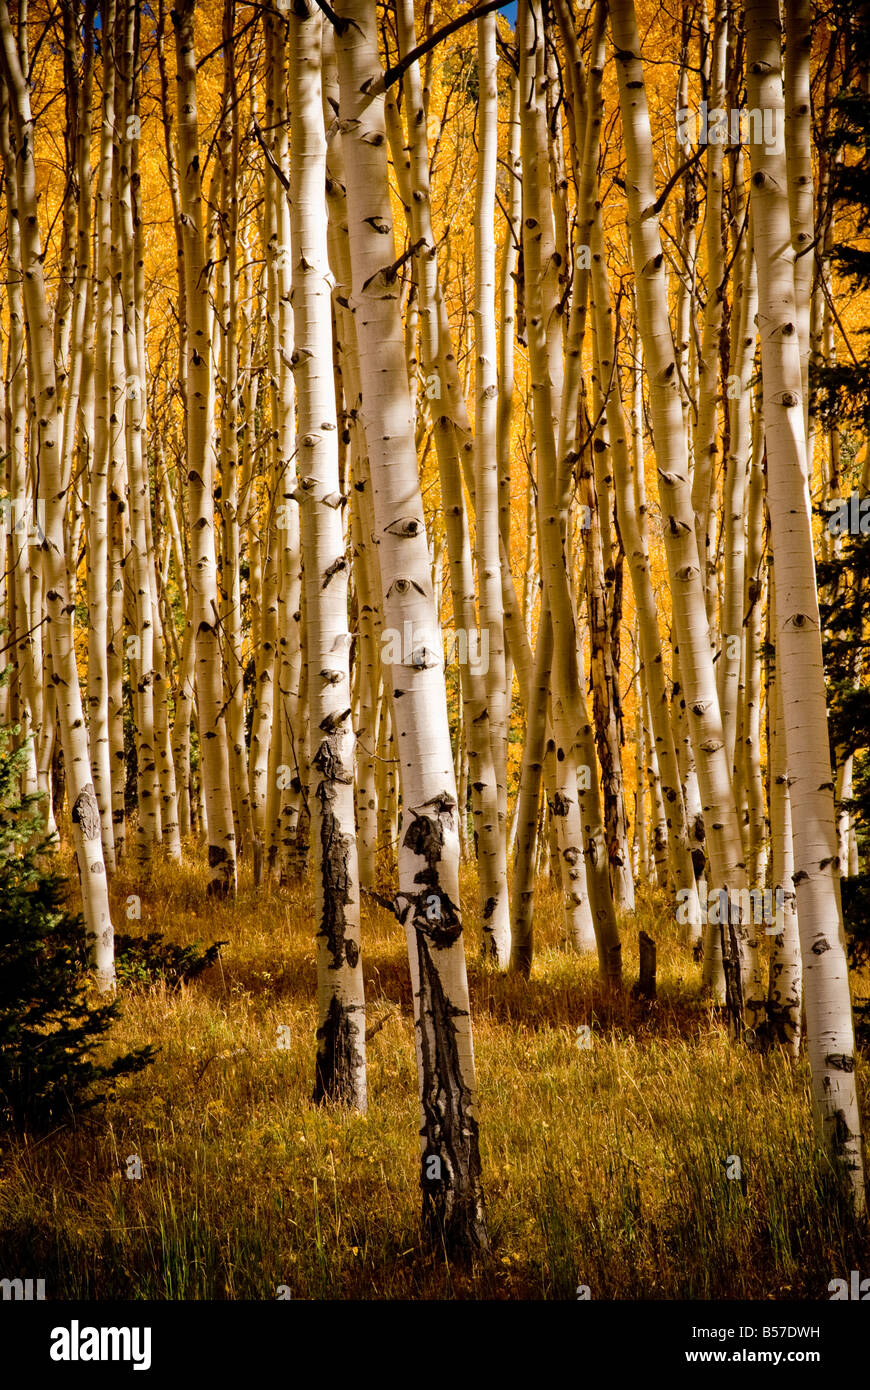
left=746, top=0, right=865, bottom=1208
left=335, top=0, right=487, bottom=1253
left=288, top=0, right=367, bottom=1110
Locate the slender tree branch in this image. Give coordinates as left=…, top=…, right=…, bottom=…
left=650, top=144, right=703, bottom=218
left=367, top=0, right=515, bottom=97
left=314, top=0, right=347, bottom=33
left=252, top=118, right=290, bottom=192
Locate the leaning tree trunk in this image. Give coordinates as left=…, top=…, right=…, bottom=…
left=287, top=0, right=367, bottom=1111
left=0, top=2, right=115, bottom=990
left=335, top=0, right=487, bottom=1254
left=746, top=0, right=865, bottom=1209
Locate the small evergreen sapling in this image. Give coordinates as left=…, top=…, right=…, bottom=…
left=0, top=730, right=154, bottom=1135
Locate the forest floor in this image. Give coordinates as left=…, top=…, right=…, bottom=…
left=1, top=843, right=868, bottom=1300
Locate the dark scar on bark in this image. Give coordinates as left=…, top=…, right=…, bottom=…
left=313, top=994, right=365, bottom=1107
left=313, top=734, right=357, bottom=971
left=71, top=783, right=101, bottom=840
left=826, top=1053, right=856, bottom=1073
left=416, top=933, right=487, bottom=1254
left=402, top=807, right=461, bottom=948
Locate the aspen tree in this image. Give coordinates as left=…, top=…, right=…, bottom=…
left=497, top=70, right=521, bottom=597
left=520, top=0, right=620, bottom=980
left=583, top=367, right=634, bottom=912
left=334, top=0, right=486, bottom=1252
left=0, top=1, right=115, bottom=989
left=556, top=0, right=633, bottom=915
left=0, top=85, right=39, bottom=806
left=784, top=0, right=814, bottom=422
left=322, top=29, right=384, bottom=888
left=634, top=662, right=650, bottom=880
left=472, top=10, right=511, bottom=948
left=117, top=0, right=160, bottom=862
left=107, top=313, right=128, bottom=863
left=287, top=0, right=366, bottom=1109
left=610, top=0, right=758, bottom=1031
left=571, top=3, right=697, bottom=927
left=746, top=0, right=865, bottom=1207
left=719, top=212, right=757, bottom=773
left=691, top=0, right=728, bottom=620
left=767, top=566, right=802, bottom=1055
left=87, top=22, right=116, bottom=864
left=741, top=397, right=767, bottom=893
left=392, top=0, right=510, bottom=965
left=268, top=5, right=306, bottom=884
left=172, top=0, right=237, bottom=894
left=215, top=0, right=252, bottom=864
left=588, top=216, right=700, bottom=935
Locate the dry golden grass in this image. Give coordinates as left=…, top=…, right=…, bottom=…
left=1, top=845, right=868, bottom=1299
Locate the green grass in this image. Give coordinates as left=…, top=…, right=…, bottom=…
left=0, top=850, right=867, bottom=1299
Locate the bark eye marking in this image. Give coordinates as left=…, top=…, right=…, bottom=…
left=388, top=577, right=425, bottom=597
left=826, top=1054, right=855, bottom=1072
left=783, top=611, right=817, bottom=630
left=385, top=516, right=424, bottom=538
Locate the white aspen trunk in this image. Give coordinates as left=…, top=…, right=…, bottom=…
left=520, top=0, right=620, bottom=981
left=117, top=0, right=159, bottom=864
left=634, top=673, right=650, bottom=881
left=0, top=2, right=115, bottom=990
left=322, top=37, right=384, bottom=889
left=0, top=86, right=40, bottom=807
left=108, top=402, right=127, bottom=862
left=215, top=0, right=252, bottom=866
left=741, top=394, right=768, bottom=893
left=171, top=609, right=196, bottom=842
left=87, top=339, right=115, bottom=873
left=767, top=566, right=802, bottom=1056
left=610, top=0, right=756, bottom=1032
left=351, top=523, right=379, bottom=887
left=287, top=0, right=367, bottom=1109
left=497, top=70, right=521, bottom=595
left=746, top=0, right=865, bottom=1207
left=719, top=210, right=757, bottom=773
left=783, top=0, right=814, bottom=429
left=266, top=4, right=305, bottom=885
left=510, top=611, right=560, bottom=974
left=172, top=0, right=236, bottom=894
left=335, top=0, right=486, bottom=1252
left=578, top=7, right=696, bottom=931
left=392, top=0, right=510, bottom=965
left=472, top=11, right=511, bottom=960
left=691, top=0, right=728, bottom=621
left=583, top=369, right=634, bottom=913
